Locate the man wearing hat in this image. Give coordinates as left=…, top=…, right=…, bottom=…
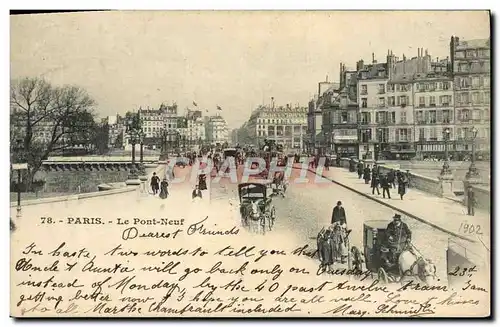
left=386, top=213, right=412, bottom=251
left=380, top=214, right=411, bottom=271
left=331, top=201, right=347, bottom=225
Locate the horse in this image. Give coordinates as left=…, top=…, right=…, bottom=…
left=399, top=251, right=438, bottom=286
left=240, top=199, right=265, bottom=233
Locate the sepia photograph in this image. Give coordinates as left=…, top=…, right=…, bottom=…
left=9, top=10, right=491, bottom=318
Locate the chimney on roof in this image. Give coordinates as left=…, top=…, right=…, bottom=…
left=372, top=53, right=375, bottom=63
left=425, top=49, right=428, bottom=56
left=326, top=74, right=329, bottom=83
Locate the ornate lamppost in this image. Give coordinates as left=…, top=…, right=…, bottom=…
left=438, top=127, right=454, bottom=197
left=466, top=127, right=479, bottom=179
left=375, top=128, right=383, bottom=161
left=440, top=128, right=452, bottom=176
left=125, top=113, right=142, bottom=184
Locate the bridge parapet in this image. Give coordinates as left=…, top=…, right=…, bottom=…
left=339, top=157, right=490, bottom=212
left=39, top=159, right=156, bottom=193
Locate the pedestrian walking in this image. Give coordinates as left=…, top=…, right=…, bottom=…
left=331, top=201, right=347, bottom=225
left=371, top=172, right=380, bottom=195
left=398, top=174, right=407, bottom=200
left=380, top=174, right=391, bottom=199
left=387, top=169, right=396, bottom=188
left=324, top=156, right=330, bottom=171
left=159, top=178, right=169, bottom=199
left=192, top=185, right=203, bottom=200
left=357, top=161, right=364, bottom=179
left=150, top=172, right=160, bottom=195
left=363, top=165, right=371, bottom=184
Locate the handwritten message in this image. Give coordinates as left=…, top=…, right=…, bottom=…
left=11, top=214, right=490, bottom=318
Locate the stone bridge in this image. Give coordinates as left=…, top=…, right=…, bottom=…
left=39, top=156, right=159, bottom=193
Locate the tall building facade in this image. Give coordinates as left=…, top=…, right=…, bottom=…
left=247, top=104, right=307, bottom=152
left=450, top=36, right=491, bottom=156
left=128, top=103, right=179, bottom=150
left=206, top=115, right=229, bottom=145
left=356, top=56, right=390, bottom=160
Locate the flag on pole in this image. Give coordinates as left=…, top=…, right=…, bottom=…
left=217, top=105, right=222, bottom=111
left=193, top=101, right=198, bottom=107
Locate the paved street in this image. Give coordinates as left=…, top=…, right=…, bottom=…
left=208, top=164, right=452, bottom=282
left=13, top=163, right=458, bottom=284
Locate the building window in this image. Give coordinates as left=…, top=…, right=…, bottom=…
left=341, top=112, right=348, bottom=123
left=399, top=96, right=407, bottom=106
left=388, top=96, right=395, bottom=106
left=485, top=91, right=490, bottom=103
left=378, top=97, right=385, bottom=107
left=361, top=85, right=367, bottom=95
left=400, top=111, right=407, bottom=124
left=419, top=128, right=425, bottom=141
left=429, top=127, right=437, bottom=141
left=387, top=84, right=394, bottom=92
left=429, top=110, right=437, bottom=124
left=440, top=95, right=450, bottom=107
left=400, top=84, right=408, bottom=92
left=361, top=98, right=367, bottom=108
left=419, top=96, right=425, bottom=107
left=473, top=109, right=482, bottom=121
left=360, top=129, right=371, bottom=143
left=361, top=112, right=371, bottom=124
left=429, top=96, right=436, bottom=107
left=442, top=110, right=452, bottom=123
left=443, top=81, right=450, bottom=90
left=399, top=129, right=409, bottom=142
left=378, top=84, right=385, bottom=94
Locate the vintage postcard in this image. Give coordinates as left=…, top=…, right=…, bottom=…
left=10, top=10, right=491, bottom=318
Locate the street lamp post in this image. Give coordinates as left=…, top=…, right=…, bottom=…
left=466, top=127, right=479, bottom=179
left=140, top=132, right=145, bottom=164
left=440, top=128, right=452, bottom=176
left=376, top=128, right=383, bottom=161
left=12, top=138, right=28, bottom=219
left=126, top=113, right=143, bottom=184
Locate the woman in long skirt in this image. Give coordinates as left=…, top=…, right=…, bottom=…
left=159, top=178, right=169, bottom=199
left=398, top=176, right=407, bottom=200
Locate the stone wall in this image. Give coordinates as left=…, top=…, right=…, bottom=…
left=472, top=185, right=491, bottom=212
left=41, top=163, right=141, bottom=193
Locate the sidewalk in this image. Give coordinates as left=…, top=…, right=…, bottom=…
left=307, top=165, right=490, bottom=245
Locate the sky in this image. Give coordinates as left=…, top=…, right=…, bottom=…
left=10, top=11, right=490, bottom=129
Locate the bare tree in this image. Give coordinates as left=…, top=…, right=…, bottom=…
left=10, top=77, right=97, bottom=188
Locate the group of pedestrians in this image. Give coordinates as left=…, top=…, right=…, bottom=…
left=150, top=172, right=169, bottom=199
left=356, top=161, right=408, bottom=200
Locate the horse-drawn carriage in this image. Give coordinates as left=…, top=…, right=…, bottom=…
left=270, top=171, right=288, bottom=198
left=238, top=182, right=276, bottom=234
left=355, top=220, right=437, bottom=285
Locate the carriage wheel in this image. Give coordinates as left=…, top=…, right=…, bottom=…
left=378, top=267, right=389, bottom=284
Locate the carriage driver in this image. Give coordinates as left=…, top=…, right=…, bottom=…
left=381, top=214, right=412, bottom=271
